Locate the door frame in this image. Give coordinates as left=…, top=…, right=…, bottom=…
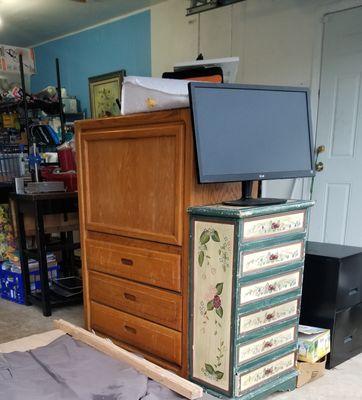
left=301, top=0, right=362, bottom=200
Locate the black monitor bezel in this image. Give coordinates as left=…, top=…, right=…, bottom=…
left=188, top=82, right=316, bottom=184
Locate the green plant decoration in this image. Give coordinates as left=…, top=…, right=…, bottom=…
left=203, top=339, right=226, bottom=381
left=198, top=228, right=221, bottom=267
left=204, top=364, right=224, bottom=380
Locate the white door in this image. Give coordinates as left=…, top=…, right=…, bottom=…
left=309, top=7, right=362, bottom=246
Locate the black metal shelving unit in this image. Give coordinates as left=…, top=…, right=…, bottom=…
left=19, top=54, right=66, bottom=144
left=1, top=57, right=82, bottom=315
left=0, top=56, right=66, bottom=142
left=0, top=56, right=69, bottom=188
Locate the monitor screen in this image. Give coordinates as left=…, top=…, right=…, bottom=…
left=189, top=83, right=315, bottom=183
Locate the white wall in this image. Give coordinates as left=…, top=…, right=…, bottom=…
left=151, top=0, right=362, bottom=199
left=151, top=0, right=198, bottom=78
left=151, top=1, right=319, bottom=86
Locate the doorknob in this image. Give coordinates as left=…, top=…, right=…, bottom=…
left=315, top=145, right=325, bottom=172
left=310, top=145, right=326, bottom=199
left=315, top=161, right=324, bottom=172
left=316, top=145, right=326, bottom=155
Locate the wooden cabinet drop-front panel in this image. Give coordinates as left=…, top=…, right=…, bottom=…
left=81, top=124, right=185, bottom=245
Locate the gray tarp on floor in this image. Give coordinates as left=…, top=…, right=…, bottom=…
left=0, top=334, right=185, bottom=400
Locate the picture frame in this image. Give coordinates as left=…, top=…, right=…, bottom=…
left=88, top=70, right=126, bottom=119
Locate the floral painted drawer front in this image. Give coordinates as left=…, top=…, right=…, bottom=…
left=243, top=211, right=305, bottom=241
left=192, top=220, right=235, bottom=392
left=239, top=270, right=302, bottom=305
left=241, top=241, right=303, bottom=275
left=236, top=352, right=296, bottom=395
left=237, top=326, right=296, bottom=365
left=239, top=299, right=299, bottom=335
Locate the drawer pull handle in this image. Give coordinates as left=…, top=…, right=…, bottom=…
left=266, top=312, right=275, bottom=321
left=124, top=293, right=136, bottom=302
left=344, top=335, right=353, bottom=344
left=121, top=258, right=133, bottom=266
left=267, top=284, right=276, bottom=292
left=269, top=253, right=279, bottom=261
left=124, top=325, right=137, bottom=334
left=348, top=288, right=359, bottom=296
left=271, top=222, right=280, bottom=230
left=263, top=341, right=273, bottom=349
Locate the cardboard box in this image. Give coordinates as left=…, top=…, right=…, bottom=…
left=9, top=199, right=79, bottom=237
left=296, top=357, right=326, bottom=388
left=298, top=325, right=330, bottom=363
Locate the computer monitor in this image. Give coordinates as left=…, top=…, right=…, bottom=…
left=188, top=82, right=315, bottom=206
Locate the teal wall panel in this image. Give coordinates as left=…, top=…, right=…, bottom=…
left=31, top=11, right=151, bottom=116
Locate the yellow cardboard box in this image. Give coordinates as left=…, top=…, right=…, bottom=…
left=298, top=325, right=330, bottom=363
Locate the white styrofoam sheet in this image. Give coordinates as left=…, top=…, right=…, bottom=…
left=121, top=76, right=190, bottom=115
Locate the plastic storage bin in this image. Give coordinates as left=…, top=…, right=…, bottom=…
left=0, top=264, right=59, bottom=304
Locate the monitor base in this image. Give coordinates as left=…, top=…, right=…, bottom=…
left=222, top=197, right=287, bottom=207
left=222, top=180, right=287, bottom=207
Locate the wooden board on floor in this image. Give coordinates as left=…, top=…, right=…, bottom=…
left=0, top=320, right=203, bottom=400
left=54, top=319, right=203, bottom=400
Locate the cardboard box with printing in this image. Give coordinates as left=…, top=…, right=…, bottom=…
left=296, top=325, right=330, bottom=388
left=298, top=325, right=330, bottom=363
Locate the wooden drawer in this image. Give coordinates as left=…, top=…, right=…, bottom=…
left=238, top=299, right=299, bottom=336
left=90, top=301, right=182, bottom=366
left=237, top=325, right=297, bottom=366
left=235, top=352, right=296, bottom=396
left=89, top=271, right=182, bottom=330
left=242, top=210, right=306, bottom=242
left=86, top=239, right=181, bottom=292
left=239, top=269, right=302, bottom=306
left=240, top=241, right=304, bottom=276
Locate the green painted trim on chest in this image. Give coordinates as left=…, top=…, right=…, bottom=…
left=187, top=200, right=314, bottom=218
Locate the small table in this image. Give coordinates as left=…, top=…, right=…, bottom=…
left=10, top=192, right=81, bottom=316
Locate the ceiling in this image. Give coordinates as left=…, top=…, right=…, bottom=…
left=0, top=0, right=165, bottom=48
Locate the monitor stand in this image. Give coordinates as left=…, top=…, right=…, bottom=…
left=222, top=180, right=287, bottom=207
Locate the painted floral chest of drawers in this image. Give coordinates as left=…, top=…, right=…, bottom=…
left=188, top=200, right=314, bottom=399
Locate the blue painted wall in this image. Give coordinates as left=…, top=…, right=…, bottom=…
left=31, top=11, right=151, bottom=116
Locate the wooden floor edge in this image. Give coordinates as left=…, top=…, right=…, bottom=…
left=53, top=319, right=203, bottom=400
